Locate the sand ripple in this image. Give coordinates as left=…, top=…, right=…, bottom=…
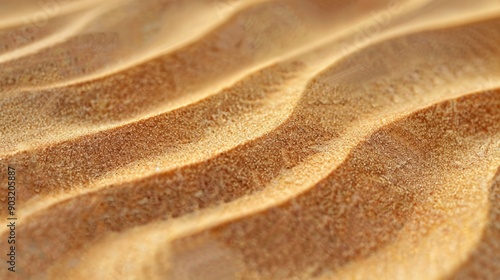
left=0, top=0, right=499, bottom=279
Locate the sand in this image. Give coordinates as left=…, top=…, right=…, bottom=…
left=0, top=0, right=499, bottom=279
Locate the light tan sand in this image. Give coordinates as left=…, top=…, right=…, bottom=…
left=0, top=0, right=500, bottom=279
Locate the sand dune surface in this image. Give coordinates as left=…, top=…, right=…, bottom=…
left=0, top=0, right=500, bottom=279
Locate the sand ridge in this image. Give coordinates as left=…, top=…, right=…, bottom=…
left=0, top=0, right=499, bottom=279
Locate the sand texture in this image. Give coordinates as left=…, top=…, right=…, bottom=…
left=1, top=0, right=500, bottom=279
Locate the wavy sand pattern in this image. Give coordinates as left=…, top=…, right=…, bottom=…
left=0, top=0, right=499, bottom=279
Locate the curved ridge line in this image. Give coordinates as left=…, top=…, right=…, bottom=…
left=0, top=0, right=113, bottom=29
left=12, top=63, right=312, bottom=218
left=3, top=0, right=278, bottom=94
left=4, top=0, right=423, bottom=96
left=1, top=60, right=311, bottom=160
left=0, top=2, right=124, bottom=64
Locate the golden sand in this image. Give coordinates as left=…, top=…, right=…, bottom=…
left=0, top=0, right=499, bottom=279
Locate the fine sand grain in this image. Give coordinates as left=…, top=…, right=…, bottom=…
left=0, top=0, right=499, bottom=279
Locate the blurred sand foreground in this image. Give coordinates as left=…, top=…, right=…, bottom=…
left=0, top=0, right=500, bottom=279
